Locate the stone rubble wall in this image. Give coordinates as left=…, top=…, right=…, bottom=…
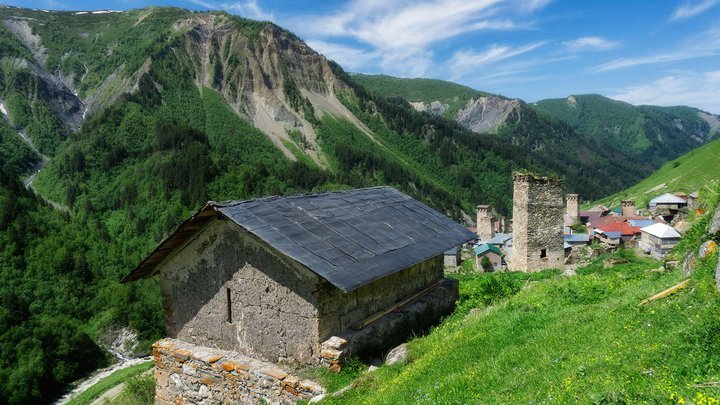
left=153, top=338, right=325, bottom=404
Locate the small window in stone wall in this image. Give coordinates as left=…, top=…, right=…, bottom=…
left=540, top=248, right=547, bottom=258
left=226, top=288, right=232, bottom=324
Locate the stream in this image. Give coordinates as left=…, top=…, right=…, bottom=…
left=54, top=353, right=152, bottom=405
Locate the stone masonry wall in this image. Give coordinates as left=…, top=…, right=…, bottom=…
left=153, top=338, right=325, bottom=404
left=512, top=173, right=564, bottom=272
left=319, top=278, right=459, bottom=371
left=158, top=219, right=324, bottom=365
left=314, top=255, right=444, bottom=341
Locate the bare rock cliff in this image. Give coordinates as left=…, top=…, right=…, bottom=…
left=454, top=96, right=521, bottom=134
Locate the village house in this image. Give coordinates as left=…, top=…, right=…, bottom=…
left=123, top=187, right=474, bottom=403
left=649, top=192, right=688, bottom=211
left=564, top=233, right=590, bottom=247
left=639, top=223, right=682, bottom=258
left=474, top=243, right=503, bottom=272
left=444, top=246, right=462, bottom=267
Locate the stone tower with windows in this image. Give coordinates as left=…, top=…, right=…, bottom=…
left=511, top=172, right=564, bottom=272
left=621, top=200, right=636, bottom=217
left=476, top=205, right=495, bottom=242
left=566, top=194, right=580, bottom=222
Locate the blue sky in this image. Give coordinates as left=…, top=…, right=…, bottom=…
left=6, top=0, right=720, bottom=113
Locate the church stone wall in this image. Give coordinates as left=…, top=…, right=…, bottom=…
left=511, top=173, right=564, bottom=272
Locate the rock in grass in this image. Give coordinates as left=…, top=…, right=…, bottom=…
left=683, top=251, right=697, bottom=275
left=385, top=343, right=409, bottom=366
left=309, top=394, right=327, bottom=403
left=699, top=241, right=718, bottom=259
left=710, top=204, right=720, bottom=235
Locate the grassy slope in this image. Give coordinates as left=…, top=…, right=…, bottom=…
left=324, top=250, right=720, bottom=403
left=591, top=137, right=720, bottom=209
left=318, top=188, right=720, bottom=404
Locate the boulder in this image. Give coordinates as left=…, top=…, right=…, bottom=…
left=682, top=251, right=697, bottom=275
left=309, top=394, right=327, bottom=403
left=385, top=343, right=409, bottom=366
left=710, top=204, right=720, bottom=235
left=699, top=240, right=718, bottom=259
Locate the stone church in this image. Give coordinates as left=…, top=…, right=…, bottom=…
left=123, top=187, right=474, bottom=366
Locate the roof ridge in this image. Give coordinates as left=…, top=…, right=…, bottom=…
left=212, top=186, right=398, bottom=208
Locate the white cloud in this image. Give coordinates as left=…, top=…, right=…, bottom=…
left=670, top=0, right=717, bottom=21
left=449, top=42, right=547, bottom=79
left=611, top=71, right=720, bottom=114
left=305, top=40, right=377, bottom=71
left=594, top=26, right=720, bottom=72
left=188, top=0, right=274, bottom=21
left=563, top=36, right=619, bottom=51
left=286, top=0, right=547, bottom=76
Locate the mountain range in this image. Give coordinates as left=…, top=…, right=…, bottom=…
left=0, top=5, right=719, bottom=403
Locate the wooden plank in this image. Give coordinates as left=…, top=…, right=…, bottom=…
left=638, top=279, right=690, bottom=306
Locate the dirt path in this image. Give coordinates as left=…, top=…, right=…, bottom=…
left=88, top=382, right=125, bottom=405
left=87, top=369, right=153, bottom=405
left=54, top=357, right=152, bottom=405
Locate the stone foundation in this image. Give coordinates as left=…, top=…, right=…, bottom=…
left=319, top=278, right=459, bottom=371
left=153, top=339, right=325, bottom=404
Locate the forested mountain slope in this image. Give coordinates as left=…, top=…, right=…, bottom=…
left=355, top=75, right=719, bottom=178
left=0, top=5, right=710, bottom=403
left=533, top=94, right=719, bottom=168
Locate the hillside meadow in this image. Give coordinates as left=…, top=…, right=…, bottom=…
left=591, top=137, right=720, bottom=209
left=308, top=186, right=720, bottom=404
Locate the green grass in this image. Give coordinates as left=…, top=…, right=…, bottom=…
left=106, top=372, right=155, bottom=405
left=67, top=361, right=153, bottom=405
left=317, top=240, right=720, bottom=404
left=590, top=137, right=720, bottom=209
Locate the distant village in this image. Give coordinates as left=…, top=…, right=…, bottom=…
left=453, top=176, right=696, bottom=272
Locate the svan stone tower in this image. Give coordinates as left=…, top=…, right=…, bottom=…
left=566, top=194, right=580, bottom=222
left=511, top=172, right=564, bottom=272
left=476, top=205, right=495, bottom=241
left=621, top=200, right=636, bottom=217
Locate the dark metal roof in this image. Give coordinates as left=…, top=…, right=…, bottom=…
left=123, top=187, right=475, bottom=292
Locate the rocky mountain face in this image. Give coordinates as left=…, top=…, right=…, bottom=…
left=0, top=5, right=693, bottom=220
left=454, top=96, right=522, bottom=134
left=0, top=9, right=372, bottom=168
left=408, top=96, right=522, bottom=134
